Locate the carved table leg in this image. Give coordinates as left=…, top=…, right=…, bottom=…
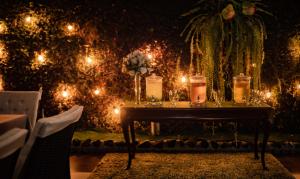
left=130, top=122, right=136, bottom=159
left=261, top=119, right=271, bottom=170
left=254, top=120, right=259, bottom=160
left=122, top=124, right=132, bottom=170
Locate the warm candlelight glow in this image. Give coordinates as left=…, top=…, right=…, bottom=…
left=64, top=23, right=78, bottom=36
left=251, top=63, right=256, bottom=68
left=297, top=84, right=300, bottom=90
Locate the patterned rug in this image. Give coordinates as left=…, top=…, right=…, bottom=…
left=89, top=153, right=295, bottom=179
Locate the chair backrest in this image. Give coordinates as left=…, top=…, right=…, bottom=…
left=13, top=105, right=83, bottom=179
left=0, top=128, right=28, bottom=179
left=0, top=88, right=42, bottom=131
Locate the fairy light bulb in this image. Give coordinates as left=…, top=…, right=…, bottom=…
left=251, top=63, right=256, bottom=68
left=67, top=25, right=74, bottom=31
left=113, top=107, right=120, bottom=114
left=181, top=75, right=187, bottom=83
left=37, top=54, right=45, bottom=63
left=86, top=56, right=93, bottom=65
left=265, top=92, right=272, bottom=99
left=25, top=16, right=31, bottom=23
left=94, top=88, right=100, bottom=95
left=62, top=90, right=69, bottom=98
left=147, top=54, right=153, bottom=59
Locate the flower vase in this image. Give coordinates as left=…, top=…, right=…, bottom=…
left=134, top=73, right=141, bottom=104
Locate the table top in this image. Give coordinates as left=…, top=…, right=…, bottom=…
left=120, top=101, right=273, bottom=123
left=0, top=114, right=27, bottom=134
left=122, top=101, right=271, bottom=109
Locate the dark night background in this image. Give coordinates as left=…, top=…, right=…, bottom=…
left=0, top=0, right=299, bottom=131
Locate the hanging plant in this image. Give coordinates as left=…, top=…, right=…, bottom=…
left=181, top=0, right=272, bottom=100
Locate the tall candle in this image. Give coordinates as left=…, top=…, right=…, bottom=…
left=233, top=73, right=251, bottom=104
left=190, top=75, right=206, bottom=104
left=146, top=73, right=163, bottom=102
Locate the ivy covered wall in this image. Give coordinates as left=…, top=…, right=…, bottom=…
left=0, top=0, right=299, bottom=132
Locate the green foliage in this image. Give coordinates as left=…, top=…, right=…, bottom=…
left=182, top=0, right=271, bottom=100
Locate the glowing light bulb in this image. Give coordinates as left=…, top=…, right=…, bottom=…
left=37, top=55, right=45, bottom=63
left=86, top=57, right=93, bottom=65
left=181, top=76, right=187, bottom=83
left=94, top=88, right=100, bottom=95
left=265, top=92, right=272, bottom=99
left=25, top=16, right=31, bottom=23
left=62, top=90, right=69, bottom=98
left=113, top=107, right=120, bottom=115
left=67, top=25, right=74, bottom=31
left=251, top=63, right=256, bottom=68
left=147, top=54, right=153, bottom=59
left=0, top=24, right=4, bottom=33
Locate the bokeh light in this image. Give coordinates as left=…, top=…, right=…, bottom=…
left=63, top=23, right=79, bottom=36
left=53, top=83, right=77, bottom=105
left=0, top=41, right=8, bottom=62
left=0, top=21, right=8, bottom=34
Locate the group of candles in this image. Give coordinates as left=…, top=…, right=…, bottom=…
left=145, top=73, right=252, bottom=105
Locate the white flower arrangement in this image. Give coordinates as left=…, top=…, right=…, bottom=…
left=122, top=50, right=153, bottom=76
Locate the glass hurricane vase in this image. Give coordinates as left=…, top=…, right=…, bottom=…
left=134, top=73, right=141, bottom=104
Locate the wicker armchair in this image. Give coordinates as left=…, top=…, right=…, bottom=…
left=0, top=128, right=28, bottom=179
left=0, top=88, right=42, bottom=131
left=13, top=105, right=83, bottom=179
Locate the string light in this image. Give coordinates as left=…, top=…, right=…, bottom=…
left=37, top=54, right=45, bottom=63
left=181, top=75, right=187, bottom=83
left=251, top=63, right=256, bottom=68
left=113, top=107, right=120, bottom=115
left=0, top=21, right=8, bottom=34
left=86, top=56, right=93, bottom=65
left=0, top=41, right=8, bottom=60
left=265, top=91, right=272, bottom=99
left=67, top=24, right=74, bottom=32
left=25, top=16, right=31, bottom=23
left=62, top=90, right=69, bottom=98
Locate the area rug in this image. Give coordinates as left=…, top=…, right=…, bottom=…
left=88, top=153, right=295, bottom=179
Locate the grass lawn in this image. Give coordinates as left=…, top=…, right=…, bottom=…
left=73, top=128, right=300, bottom=142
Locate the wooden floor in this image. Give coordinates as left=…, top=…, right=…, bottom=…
left=70, top=154, right=300, bottom=179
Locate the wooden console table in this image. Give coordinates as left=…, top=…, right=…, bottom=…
left=121, top=101, right=273, bottom=170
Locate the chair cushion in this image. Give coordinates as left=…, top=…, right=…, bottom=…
left=0, top=128, right=28, bottom=159
left=0, top=89, right=42, bottom=131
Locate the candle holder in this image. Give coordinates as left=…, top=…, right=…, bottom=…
left=189, top=74, right=206, bottom=106
left=146, top=73, right=163, bottom=106
left=233, top=73, right=251, bottom=104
